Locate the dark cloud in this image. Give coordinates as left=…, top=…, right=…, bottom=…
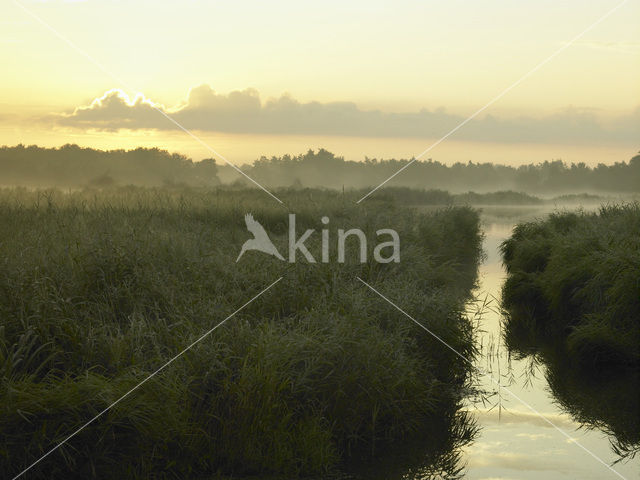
left=52, top=85, right=639, bottom=145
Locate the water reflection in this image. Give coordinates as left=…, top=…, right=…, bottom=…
left=349, top=204, right=639, bottom=479
left=464, top=204, right=639, bottom=480
left=505, top=317, right=640, bottom=462
left=344, top=411, right=477, bottom=480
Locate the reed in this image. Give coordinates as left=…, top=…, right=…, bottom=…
left=0, top=186, right=483, bottom=478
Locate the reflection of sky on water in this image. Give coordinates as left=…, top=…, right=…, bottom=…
left=463, top=205, right=639, bottom=480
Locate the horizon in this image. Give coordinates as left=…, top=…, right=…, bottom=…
left=1, top=141, right=638, bottom=168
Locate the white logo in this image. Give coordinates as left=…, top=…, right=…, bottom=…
left=237, top=213, right=400, bottom=263
left=236, top=214, right=285, bottom=262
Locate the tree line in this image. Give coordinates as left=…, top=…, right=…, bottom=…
left=231, top=148, right=640, bottom=193
left=0, top=144, right=219, bottom=188
left=1, top=144, right=638, bottom=193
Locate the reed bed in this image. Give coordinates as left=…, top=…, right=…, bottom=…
left=0, top=186, right=483, bottom=479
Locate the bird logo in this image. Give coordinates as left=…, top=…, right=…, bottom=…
left=236, top=213, right=285, bottom=262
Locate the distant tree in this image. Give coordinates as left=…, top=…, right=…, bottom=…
left=0, top=144, right=221, bottom=188
left=1, top=144, right=638, bottom=193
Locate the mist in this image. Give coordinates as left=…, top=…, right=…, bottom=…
left=2, top=144, right=638, bottom=197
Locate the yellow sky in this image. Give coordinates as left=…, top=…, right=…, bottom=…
left=1, top=0, right=639, bottom=165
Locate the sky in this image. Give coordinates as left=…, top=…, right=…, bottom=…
left=1, top=0, right=639, bottom=165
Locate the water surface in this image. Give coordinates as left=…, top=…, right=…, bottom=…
left=462, top=204, right=639, bottom=480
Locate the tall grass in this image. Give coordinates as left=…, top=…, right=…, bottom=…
left=500, top=203, right=640, bottom=460
left=500, top=203, right=640, bottom=368
left=0, top=186, right=482, bottom=479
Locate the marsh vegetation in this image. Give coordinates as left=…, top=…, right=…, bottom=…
left=501, top=204, right=640, bottom=369
left=500, top=204, right=640, bottom=460
left=0, top=187, right=482, bottom=479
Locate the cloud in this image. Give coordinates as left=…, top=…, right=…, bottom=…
left=52, top=85, right=640, bottom=145
left=470, top=408, right=578, bottom=430
left=515, top=433, right=553, bottom=440
left=54, top=89, right=170, bottom=131
left=467, top=450, right=571, bottom=471
left=465, top=438, right=572, bottom=472
left=572, top=40, right=640, bottom=53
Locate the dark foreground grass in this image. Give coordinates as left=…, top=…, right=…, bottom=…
left=500, top=203, right=640, bottom=369
left=0, top=187, right=482, bottom=479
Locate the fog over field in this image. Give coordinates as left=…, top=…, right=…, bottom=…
left=1, top=145, right=639, bottom=197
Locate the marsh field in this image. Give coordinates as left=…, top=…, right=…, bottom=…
left=0, top=187, right=483, bottom=479
left=0, top=186, right=638, bottom=479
